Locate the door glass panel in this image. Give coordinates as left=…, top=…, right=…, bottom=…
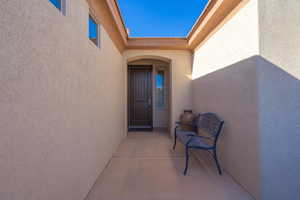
left=156, top=70, right=165, bottom=108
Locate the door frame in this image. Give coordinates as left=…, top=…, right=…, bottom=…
left=127, top=65, right=153, bottom=131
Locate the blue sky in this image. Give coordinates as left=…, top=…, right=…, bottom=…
left=117, top=0, right=209, bottom=37
left=156, top=73, right=164, bottom=88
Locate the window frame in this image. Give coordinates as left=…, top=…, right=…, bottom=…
left=48, top=0, right=68, bottom=16
left=155, top=68, right=167, bottom=109
left=88, top=13, right=101, bottom=48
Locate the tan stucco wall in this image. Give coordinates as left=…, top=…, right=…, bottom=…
left=259, top=0, right=300, bottom=80
left=192, top=0, right=259, bottom=80
left=0, top=0, right=124, bottom=199
left=123, top=50, right=193, bottom=135
left=192, top=0, right=260, bottom=199
left=258, top=0, right=300, bottom=199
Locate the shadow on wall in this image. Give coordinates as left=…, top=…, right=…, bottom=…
left=192, top=56, right=261, bottom=199
left=192, top=55, right=300, bottom=200
left=256, top=56, right=300, bottom=200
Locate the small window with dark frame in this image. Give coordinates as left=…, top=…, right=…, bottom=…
left=89, top=15, right=100, bottom=47
left=156, top=70, right=166, bottom=108
left=48, top=0, right=67, bottom=15
left=49, top=0, right=61, bottom=10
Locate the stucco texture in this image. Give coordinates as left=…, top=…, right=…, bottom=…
left=192, top=0, right=260, bottom=199
left=192, top=0, right=259, bottom=80
left=192, top=0, right=300, bottom=199
left=0, top=0, right=124, bottom=199
left=123, top=50, right=193, bottom=135
left=258, top=0, right=300, bottom=199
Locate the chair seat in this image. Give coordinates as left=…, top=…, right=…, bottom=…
left=177, top=129, right=196, bottom=136
left=187, top=136, right=213, bottom=149
left=177, top=130, right=196, bottom=145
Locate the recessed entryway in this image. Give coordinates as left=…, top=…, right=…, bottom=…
left=127, top=59, right=171, bottom=132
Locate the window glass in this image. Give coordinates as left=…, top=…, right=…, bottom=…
left=156, top=70, right=165, bottom=108
left=49, top=0, right=61, bottom=10
left=89, top=15, right=99, bottom=47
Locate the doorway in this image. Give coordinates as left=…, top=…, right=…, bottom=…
left=127, top=58, right=171, bottom=133
left=128, top=65, right=153, bottom=131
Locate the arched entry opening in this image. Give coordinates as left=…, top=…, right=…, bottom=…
left=127, top=57, right=171, bottom=133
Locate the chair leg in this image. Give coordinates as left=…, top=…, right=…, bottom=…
left=183, top=146, right=190, bottom=175
left=213, top=149, right=222, bottom=175
left=173, top=128, right=177, bottom=150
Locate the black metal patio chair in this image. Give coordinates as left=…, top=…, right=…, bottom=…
left=173, top=112, right=224, bottom=175
left=173, top=113, right=200, bottom=150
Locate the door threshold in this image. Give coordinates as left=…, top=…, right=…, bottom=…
left=128, top=126, right=153, bottom=132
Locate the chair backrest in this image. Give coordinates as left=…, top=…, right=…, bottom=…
left=197, top=112, right=224, bottom=146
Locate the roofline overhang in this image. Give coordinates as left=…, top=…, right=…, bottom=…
left=186, top=0, right=214, bottom=38
left=127, top=37, right=189, bottom=50
left=91, top=0, right=249, bottom=53
left=187, top=0, right=249, bottom=50
left=104, top=0, right=128, bottom=41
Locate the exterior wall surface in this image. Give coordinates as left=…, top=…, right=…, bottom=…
left=258, top=0, right=300, bottom=199
left=123, top=50, right=193, bottom=135
left=192, top=0, right=259, bottom=80
left=192, top=0, right=260, bottom=199
left=0, top=0, right=124, bottom=200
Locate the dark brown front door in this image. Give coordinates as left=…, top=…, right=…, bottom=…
left=128, top=66, right=153, bottom=131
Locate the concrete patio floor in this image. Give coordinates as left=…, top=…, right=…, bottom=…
left=86, top=131, right=254, bottom=200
